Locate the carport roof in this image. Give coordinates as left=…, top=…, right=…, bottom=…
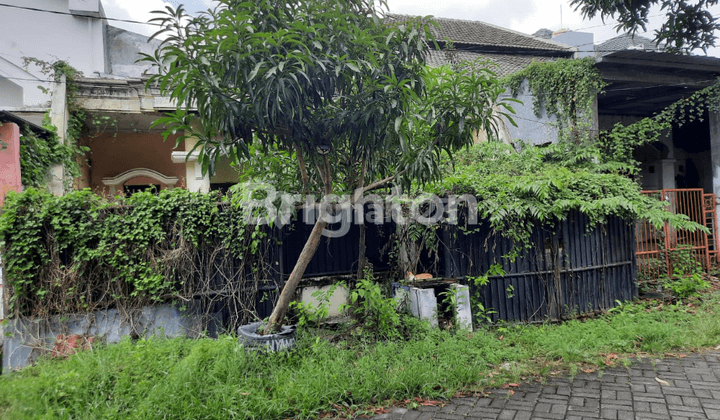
left=595, top=50, right=720, bottom=116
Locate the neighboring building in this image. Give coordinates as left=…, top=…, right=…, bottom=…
left=595, top=33, right=664, bottom=57
left=399, top=13, right=720, bottom=200
left=5, top=4, right=720, bottom=200
left=0, top=0, right=236, bottom=197
left=387, top=14, right=575, bottom=77
left=387, top=14, right=576, bottom=145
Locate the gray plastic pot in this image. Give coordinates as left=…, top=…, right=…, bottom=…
left=237, top=321, right=297, bottom=352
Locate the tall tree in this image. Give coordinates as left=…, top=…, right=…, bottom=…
left=570, top=0, right=720, bottom=53
left=143, top=0, right=514, bottom=333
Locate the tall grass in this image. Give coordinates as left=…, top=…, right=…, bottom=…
left=2, top=295, right=720, bottom=420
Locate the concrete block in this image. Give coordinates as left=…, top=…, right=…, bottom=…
left=408, top=286, right=438, bottom=327
left=451, top=284, right=473, bottom=331
left=299, top=284, right=348, bottom=318
left=394, top=285, right=410, bottom=312
left=69, top=0, right=102, bottom=17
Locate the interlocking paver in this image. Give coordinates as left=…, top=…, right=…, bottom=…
left=369, top=351, right=720, bottom=419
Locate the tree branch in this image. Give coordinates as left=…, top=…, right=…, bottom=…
left=295, top=144, right=310, bottom=194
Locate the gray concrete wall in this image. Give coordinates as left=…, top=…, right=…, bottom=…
left=0, top=76, right=23, bottom=108
left=2, top=302, right=207, bottom=373
left=551, top=31, right=594, bottom=58
left=106, top=26, right=162, bottom=78
left=502, top=80, right=560, bottom=145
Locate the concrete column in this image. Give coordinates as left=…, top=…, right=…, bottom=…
left=661, top=158, right=677, bottom=189
left=183, top=136, right=210, bottom=193
left=710, top=111, right=720, bottom=221
left=50, top=75, right=68, bottom=196
left=450, top=284, right=473, bottom=331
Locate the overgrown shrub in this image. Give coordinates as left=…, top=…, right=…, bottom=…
left=427, top=142, right=704, bottom=249
left=347, top=269, right=401, bottom=340
left=0, top=188, right=275, bottom=326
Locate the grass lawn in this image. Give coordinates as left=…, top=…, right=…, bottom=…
left=1, top=292, right=720, bottom=419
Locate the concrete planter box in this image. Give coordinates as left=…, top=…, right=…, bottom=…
left=3, top=303, right=205, bottom=372
left=392, top=282, right=472, bottom=331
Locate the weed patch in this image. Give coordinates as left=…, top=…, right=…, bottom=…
left=2, top=294, right=720, bottom=419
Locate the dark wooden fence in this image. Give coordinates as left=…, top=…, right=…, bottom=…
left=248, top=210, right=636, bottom=323
left=440, top=212, right=636, bottom=322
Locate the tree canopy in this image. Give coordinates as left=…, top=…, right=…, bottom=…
left=570, top=0, right=720, bottom=53
left=143, top=0, right=515, bottom=332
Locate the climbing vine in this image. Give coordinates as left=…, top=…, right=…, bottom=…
left=0, top=188, right=276, bottom=327
left=20, top=59, right=90, bottom=189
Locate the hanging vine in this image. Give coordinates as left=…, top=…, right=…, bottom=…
left=502, top=57, right=606, bottom=142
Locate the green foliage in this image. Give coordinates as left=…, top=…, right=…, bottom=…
left=348, top=269, right=401, bottom=340
left=670, top=245, right=704, bottom=277
left=570, top=0, right=720, bottom=53
left=661, top=245, right=711, bottom=298
left=665, top=274, right=710, bottom=299
left=3, top=293, right=720, bottom=419
left=429, top=142, right=704, bottom=248
left=0, top=188, right=269, bottom=319
left=469, top=264, right=504, bottom=324
left=18, top=114, right=85, bottom=189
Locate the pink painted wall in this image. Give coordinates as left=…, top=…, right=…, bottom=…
left=0, top=122, right=22, bottom=206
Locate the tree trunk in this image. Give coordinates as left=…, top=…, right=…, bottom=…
left=262, top=153, right=332, bottom=334
left=357, top=223, right=367, bottom=279
left=355, top=156, right=368, bottom=279
left=263, top=216, right=328, bottom=333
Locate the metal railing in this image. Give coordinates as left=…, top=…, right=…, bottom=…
left=636, top=189, right=719, bottom=280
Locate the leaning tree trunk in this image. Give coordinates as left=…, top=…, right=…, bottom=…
left=263, top=217, right=328, bottom=332
left=262, top=152, right=333, bottom=334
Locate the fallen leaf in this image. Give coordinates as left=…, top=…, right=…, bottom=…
left=509, top=383, right=520, bottom=387
left=655, top=377, right=670, bottom=386
left=508, top=390, right=515, bottom=396
left=498, top=335, right=504, bottom=340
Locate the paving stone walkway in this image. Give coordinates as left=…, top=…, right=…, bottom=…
left=370, top=351, right=720, bottom=420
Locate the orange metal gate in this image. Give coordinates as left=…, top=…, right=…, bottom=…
left=635, top=189, right=719, bottom=280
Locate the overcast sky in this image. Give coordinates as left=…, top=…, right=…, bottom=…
left=102, top=0, right=720, bottom=56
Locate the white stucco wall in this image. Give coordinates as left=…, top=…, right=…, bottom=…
left=0, top=0, right=107, bottom=108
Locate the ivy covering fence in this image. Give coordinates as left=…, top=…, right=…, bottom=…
left=0, top=189, right=277, bottom=326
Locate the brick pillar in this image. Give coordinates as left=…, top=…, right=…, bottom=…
left=0, top=121, right=21, bottom=328
left=0, top=122, right=22, bottom=206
